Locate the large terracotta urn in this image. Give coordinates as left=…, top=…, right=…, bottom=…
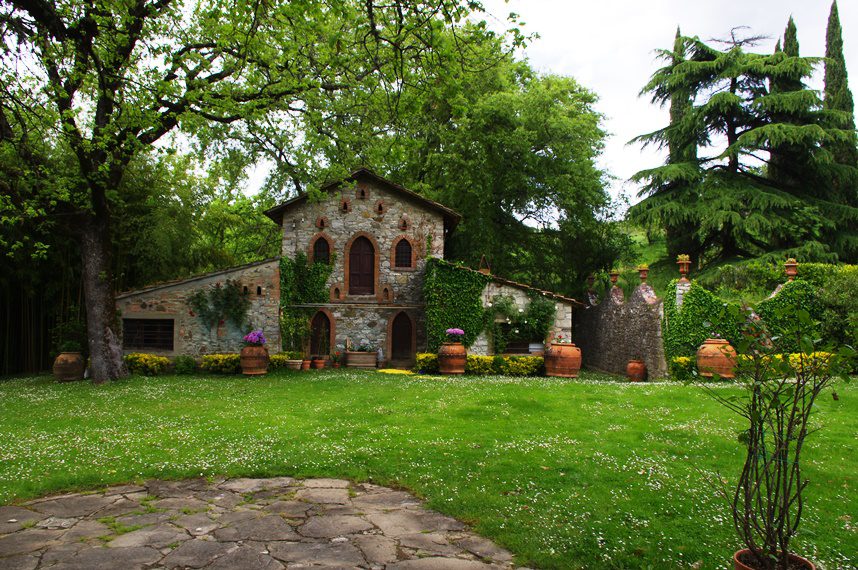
left=53, top=352, right=85, bottom=382
left=627, top=359, right=647, bottom=382
left=544, top=343, right=582, bottom=378
left=733, top=549, right=814, bottom=570
left=240, top=345, right=269, bottom=375
left=696, top=338, right=737, bottom=379
left=438, top=342, right=467, bottom=375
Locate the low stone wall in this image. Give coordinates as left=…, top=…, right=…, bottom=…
left=116, top=259, right=281, bottom=356
left=573, top=284, right=668, bottom=378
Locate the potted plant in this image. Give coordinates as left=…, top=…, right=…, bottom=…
left=300, top=355, right=311, bottom=370
left=677, top=254, right=691, bottom=281
left=784, top=258, right=798, bottom=282
left=284, top=351, right=303, bottom=370
left=438, top=328, right=466, bottom=374
left=698, top=305, right=854, bottom=570
left=330, top=350, right=342, bottom=368
left=544, top=333, right=581, bottom=378
left=345, top=341, right=377, bottom=369
left=626, top=358, right=647, bottom=382
left=52, top=341, right=85, bottom=382
left=637, top=263, right=649, bottom=283
left=311, top=355, right=327, bottom=369
left=697, top=333, right=737, bottom=379
left=240, top=330, right=269, bottom=375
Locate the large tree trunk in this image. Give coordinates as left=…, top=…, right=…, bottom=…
left=80, top=216, right=126, bottom=383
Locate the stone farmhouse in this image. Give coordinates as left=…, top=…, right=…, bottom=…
left=116, top=169, right=579, bottom=366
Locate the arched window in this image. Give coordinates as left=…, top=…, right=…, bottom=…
left=313, top=238, right=330, bottom=264
left=348, top=236, right=375, bottom=295
left=394, top=238, right=413, bottom=268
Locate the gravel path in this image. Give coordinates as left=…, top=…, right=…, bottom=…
left=0, top=477, right=521, bottom=569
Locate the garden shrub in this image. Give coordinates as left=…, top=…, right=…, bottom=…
left=124, top=353, right=170, bottom=375
left=669, top=356, right=696, bottom=382
left=755, top=280, right=822, bottom=354
left=173, top=355, right=197, bottom=374
left=414, top=353, right=544, bottom=376
left=199, top=353, right=241, bottom=374
left=817, top=266, right=858, bottom=349
left=663, top=279, right=742, bottom=360
left=415, top=353, right=439, bottom=373
left=269, top=353, right=304, bottom=369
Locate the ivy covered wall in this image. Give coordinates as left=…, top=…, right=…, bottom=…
left=424, top=258, right=490, bottom=351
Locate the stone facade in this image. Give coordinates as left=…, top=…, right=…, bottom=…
left=573, top=283, right=668, bottom=378
left=470, top=281, right=576, bottom=355
left=116, top=259, right=281, bottom=356
left=267, top=170, right=457, bottom=362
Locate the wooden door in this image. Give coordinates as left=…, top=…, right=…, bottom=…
left=391, top=312, right=413, bottom=360
left=310, top=311, right=331, bottom=356
left=349, top=236, right=375, bottom=295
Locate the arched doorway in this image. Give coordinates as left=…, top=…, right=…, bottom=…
left=389, top=311, right=415, bottom=366
left=310, top=311, right=332, bottom=356
left=348, top=236, right=375, bottom=295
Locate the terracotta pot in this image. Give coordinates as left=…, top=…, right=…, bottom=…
left=301, top=359, right=311, bottom=371
left=286, top=359, right=302, bottom=370
left=438, top=342, right=466, bottom=375
left=627, top=359, right=647, bottom=382
left=733, top=549, right=815, bottom=570
left=311, top=358, right=326, bottom=369
left=609, top=271, right=619, bottom=284
left=638, top=269, right=649, bottom=283
left=53, top=352, right=85, bottom=382
left=696, top=338, right=737, bottom=379
left=333, top=362, right=341, bottom=369
left=678, top=259, right=691, bottom=281
left=785, top=260, right=798, bottom=281
left=346, top=351, right=377, bottom=369
left=240, top=345, right=269, bottom=375
left=544, top=343, right=582, bottom=378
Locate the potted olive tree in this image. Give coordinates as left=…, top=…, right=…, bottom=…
left=701, top=305, right=853, bottom=570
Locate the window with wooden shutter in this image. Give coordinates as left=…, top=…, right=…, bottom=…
left=348, top=236, right=375, bottom=295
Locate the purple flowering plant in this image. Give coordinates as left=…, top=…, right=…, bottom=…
left=445, top=328, right=465, bottom=342
left=243, top=330, right=266, bottom=346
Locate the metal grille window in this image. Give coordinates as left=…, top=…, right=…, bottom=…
left=122, top=319, right=174, bottom=351
left=394, top=239, right=412, bottom=268
left=313, top=238, right=330, bottom=264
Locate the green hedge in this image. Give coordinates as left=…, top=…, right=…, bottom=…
left=424, top=259, right=490, bottom=351
left=414, top=353, right=544, bottom=376
left=662, top=279, right=742, bottom=361
left=755, top=280, right=822, bottom=353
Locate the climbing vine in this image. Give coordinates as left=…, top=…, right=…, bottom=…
left=424, top=258, right=490, bottom=351
left=280, top=253, right=334, bottom=352
left=662, top=279, right=742, bottom=361
left=483, top=293, right=556, bottom=354
left=188, top=279, right=250, bottom=330
left=755, top=280, right=822, bottom=353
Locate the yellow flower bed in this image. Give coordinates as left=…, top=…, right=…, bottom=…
left=123, top=353, right=170, bottom=376
left=199, top=353, right=241, bottom=374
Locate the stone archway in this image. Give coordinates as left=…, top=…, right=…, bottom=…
left=388, top=311, right=416, bottom=367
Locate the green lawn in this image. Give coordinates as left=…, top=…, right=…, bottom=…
left=1, top=370, right=855, bottom=569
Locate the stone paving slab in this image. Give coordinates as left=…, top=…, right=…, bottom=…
left=0, top=477, right=521, bottom=569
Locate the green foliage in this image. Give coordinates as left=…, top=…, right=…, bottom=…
left=414, top=353, right=544, bottom=377
left=424, top=259, right=490, bottom=351
left=188, top=279, right=250, bottom=330
left=172, top=355, right=197, bottom=375
left=279, top=253, right=334, bottom=353
left=269, top=354, right=300, bottom=369
left=483, top=294, right=556, bottom=353
left=669, top=356, right=696, bottom=382
left=756, top=280, right=823, bottom=353
left=124, top=353, right=171, bottom=376
left=662, top=279, right=742, bottom=361
left=199, top=354, right=241, bottom=374
left=818, top=266, right=858, bottom=348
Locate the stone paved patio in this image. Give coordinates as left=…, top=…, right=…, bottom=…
left=0, top=477, right=521, bottom=569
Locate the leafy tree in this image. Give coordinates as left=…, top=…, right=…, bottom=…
left=824, top=0, right=858, bottom=168
left=630, top=29, right=858, bottom=265
left=0, top=0, right=498, bottom=382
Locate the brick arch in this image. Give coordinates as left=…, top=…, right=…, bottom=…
left=390, top=234, right=417, bottom=271
left=308, top=232, right=334, bottom=264
left=344, top=232, right=380, bottom=297
left=309, top=308, right=336, bottom=356
left=387, top=310, right=417, bottom=366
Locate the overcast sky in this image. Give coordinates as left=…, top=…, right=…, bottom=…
left=480, top=0, right=858, bottom=207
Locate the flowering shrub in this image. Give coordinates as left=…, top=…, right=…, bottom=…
left=268, top=354, right=294, bottom=369
left=552, top=334, right=571, bottom=344
left=199, top=353, right=241, bottom=374
left=670, top=356, right=696, bottom=382
left=414, top=353, right=544, bottom=376
left=243, top=330, right=266, bottom=346
left=124, top=353, right=170, bottom=376
left=172, top=355, right=197, bottom=374
left=445, top=328, right=465, bottom=342
left=737, top=352, right=833, bottom=373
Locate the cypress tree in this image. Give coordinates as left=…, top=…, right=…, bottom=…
left=824, top=0, right=857, bottom=167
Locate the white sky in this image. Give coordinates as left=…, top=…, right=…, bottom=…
left=479, top=0, right=858, bottom=207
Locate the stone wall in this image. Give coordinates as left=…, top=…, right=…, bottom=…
left=573, top=283, right=668, bottom=378
left=470, top=281, right=575, bottom=356
left=116, top=259, right=281, bottom=356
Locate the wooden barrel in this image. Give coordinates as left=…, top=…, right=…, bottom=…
left=240, top=345, right=269, bottom=375
left=696, top=338, right=737, bottom=379
left=544, top=343, right=581, bottom=378
left=53, top=352, right=85, bottom=382
left=438, top=342, right=467, bottom=374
